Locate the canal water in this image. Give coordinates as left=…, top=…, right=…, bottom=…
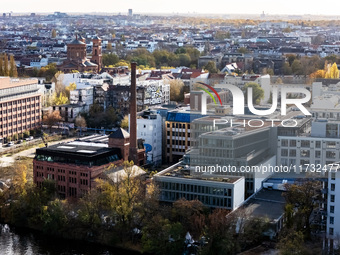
left=0, top=223, right=140, bottom=255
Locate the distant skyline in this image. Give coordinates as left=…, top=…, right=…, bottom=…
left=2, top=0, right=340, bottom=16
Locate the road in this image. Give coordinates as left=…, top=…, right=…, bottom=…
left=0, top=137, right=76, bottom=167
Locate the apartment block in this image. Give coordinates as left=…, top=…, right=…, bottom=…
left=0, top=77, right=41, bottom=142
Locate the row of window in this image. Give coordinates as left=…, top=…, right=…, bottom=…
left=281, top=149, right=338, bottom=159
left=0, top=97, right=40, bottom=107
left=160, top=182, right=232, bottom=197
left=161, top=191, right=232, bottom=208
left=281, top=140, right=336, bottom=148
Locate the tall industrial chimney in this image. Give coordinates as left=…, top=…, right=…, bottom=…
left=129, top=62, right=138, bottom=164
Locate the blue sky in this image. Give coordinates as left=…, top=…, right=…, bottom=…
left=2, top=0, right=340, bottom=16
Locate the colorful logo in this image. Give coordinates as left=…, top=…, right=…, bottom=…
left=197, top=82, right=222, bottom=106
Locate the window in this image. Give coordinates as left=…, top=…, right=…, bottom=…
left=315, top=141, right=321, bottom=148
left=315, top=151, right=321, bottom=158
left=331, top=183, right=335, bottom=191
left=301, top=140, right=310, bottom=147
left=329, top=228, right=334, bottom=236
left=331, top=195, right=335, bottom=203
left=326, top=151, right=336, bottom=159
left=289, top=140, right=296, bottom=147
left=330, top=217, right=334, bottom=225
left=300, top=149, right=310, bottom=157
left=327, top=141, right=336, bottom=149
left=331, top=172, right=336, bottom=180
left=330, top=206, right=335, bottom=213
left=281, top=140, right=288, bottom=147
left=281, top=149, right=288, bottom=157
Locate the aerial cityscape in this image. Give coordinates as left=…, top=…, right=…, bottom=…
left=1, top=1, right=340, bottom=254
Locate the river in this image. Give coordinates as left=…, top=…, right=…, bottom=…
left=0, top=223, right=140, bottom=255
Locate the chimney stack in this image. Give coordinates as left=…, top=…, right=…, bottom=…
left=129, top=62, right=138, bottom=164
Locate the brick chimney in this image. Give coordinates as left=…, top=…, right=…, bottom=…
left=129, top=62, right=138, bottom=164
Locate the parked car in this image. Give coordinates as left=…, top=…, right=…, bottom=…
left=7, top=142, right=14, bottom=147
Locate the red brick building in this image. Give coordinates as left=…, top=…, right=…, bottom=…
left=33, top=128, right=145, bottom=198
left=59, top=35, right=102, bottom=73
left=0, top=77, right=41, bottom=143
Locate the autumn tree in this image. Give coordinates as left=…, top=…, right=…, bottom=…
left=51, top=29, right=57, bottom=38
left=43, top=110, right=62, bottom=132
left=106, top=42, right=113, bottom=51
left=9, top=55, right=18, bottom=77
left=0, top=56, right=3, bottom=76
left=75, top=115, right=87, bottom=129
left=3, top=53, right=9, bottom=76
left=65, top=82, right=76, bottom=99
left=325, top=62, right=339, bottom=79
left=121, top=115, right=129, bottom=130
left=243, top=82, right=264, bottom=105
left=169, top=79, right=186, bottom=102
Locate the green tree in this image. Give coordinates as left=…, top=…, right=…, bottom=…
left=102, top=53, right=119, bottom=67
left=283, top=180, right=322, bottom=238
left=291, top=59, right=302, bottom=75
left=238, top=47, right=249, bottom=54
left=243, top=82, right=264, bottom=105
left=204, top=61, right=218, bottom=73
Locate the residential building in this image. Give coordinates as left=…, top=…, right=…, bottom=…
left=0, top=77, right=41, bottom=143
left=135, top=110, right=163, bottom=166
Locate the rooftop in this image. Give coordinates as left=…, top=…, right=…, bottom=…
left=155, top=162, right=242, bottom=184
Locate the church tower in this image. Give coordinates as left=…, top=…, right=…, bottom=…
left=91, top=35, right=102, bottom=73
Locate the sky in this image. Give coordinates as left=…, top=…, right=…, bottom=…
left=2, top=0, right=340, bottom=16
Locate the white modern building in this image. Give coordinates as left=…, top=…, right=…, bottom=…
left=154, top=163, right=245, bottom=210
left=134, top=110, right=163, bottom=166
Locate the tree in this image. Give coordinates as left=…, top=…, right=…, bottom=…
left=169, top=79, right=185, bottom=102
left=65, top=82, right=76, bottom=99
left=278, top=230, right=307, bottom=255
left=243, top=82, right=264, bottom=105
left=0, top=56, right=3, bottom=76
left=3, top=53, right=9, bottom=76
left=291, top=59, right=302, bottom=75
left=121, top=115, right=129, bottom=130
left=43, top=111, right=62, bottom=132
left=283, top=180, right=322, bottom=239
left=204, top=61, right=218, bottom=73
left=75, top=115, right=87, bottom=129
left=325, top=62, right=339, bottom=79
left=9, top=55, right=18, bottom=77
left=51, top=29, right=57, bottom=38
left=53, top=92, right=68, bottom=105
left=106, top=42, right=113, bottom=51
left=215, top=30, right=231, bottom=40
left=238, top=47, right=249, bottom=54
left=102, top=53, right=119, bottom=67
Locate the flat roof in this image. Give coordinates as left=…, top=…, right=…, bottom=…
left=241, top=189, right=285, bottom=221
left=155, top=163, right=242, bottom=184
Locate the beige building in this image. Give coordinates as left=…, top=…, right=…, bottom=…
left=0, top=77, right=41, bottom=142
